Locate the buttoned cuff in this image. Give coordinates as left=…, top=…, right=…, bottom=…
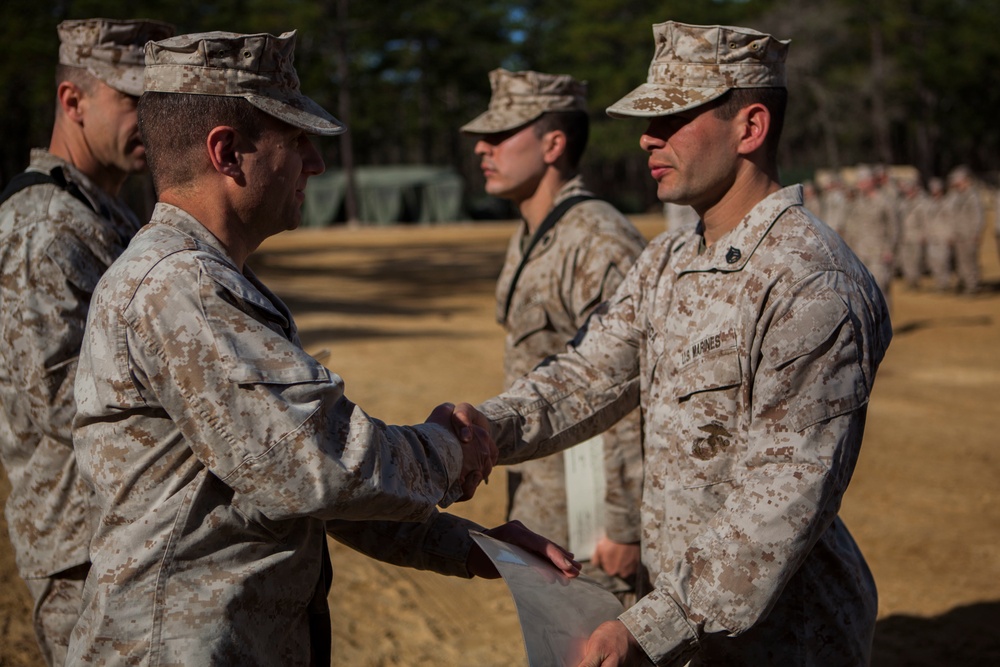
left=619, top=587, right=700, bottom=666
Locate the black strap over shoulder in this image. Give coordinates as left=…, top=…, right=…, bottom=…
left=502, top=194, right=595, bottom=322
left=0, top=167, right=96, bottom=213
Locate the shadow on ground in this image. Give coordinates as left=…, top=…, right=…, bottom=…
left=872, top=601, right=1000, bottom=665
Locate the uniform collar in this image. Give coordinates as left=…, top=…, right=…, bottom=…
left=149, top=202, right=242, bottom=271
left=551, top=174, right=592, bottom=205
left=673, top=184, right=803, bottom=273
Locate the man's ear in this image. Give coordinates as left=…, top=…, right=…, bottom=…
left=56, top=81, right=86, bottom=124
left=737, top=103, right=771, bottom=157
left=541, top=130, right=568, bottom=166
left=206, top=126, right=245, bottom=184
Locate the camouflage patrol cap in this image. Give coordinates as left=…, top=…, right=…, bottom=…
left=607, top=21, right=789, bottom=119
left=460, top=68, right=587, bottom=135
left=144, top=30, right=345, bottom=136
left=58, top=18, right=175, bottom=97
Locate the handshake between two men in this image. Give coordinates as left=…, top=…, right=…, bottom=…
left=425, top=401, right=582, bottom=581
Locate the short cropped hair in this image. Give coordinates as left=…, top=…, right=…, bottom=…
left=532, top=110, right=589, bottom=170
left=138, top=92, right=270, bottom=192
left=54, top=65, right=98, bottom=109
left=711, top=87, right=787, bottom=168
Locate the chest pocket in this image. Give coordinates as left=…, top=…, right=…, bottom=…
left=201, top=263, right=327, bottom=387
left=673, top=349, right=743, bottom=488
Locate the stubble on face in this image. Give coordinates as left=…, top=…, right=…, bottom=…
left=642, top=107, right=740, bottom=212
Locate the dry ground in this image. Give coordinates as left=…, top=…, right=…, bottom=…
left=2, top=215, right=999, bottom=666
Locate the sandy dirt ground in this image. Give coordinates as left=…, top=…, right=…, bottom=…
left=1, top=214, right=999, bottom=666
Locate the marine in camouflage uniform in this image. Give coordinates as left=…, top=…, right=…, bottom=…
left=472, top=21, right=891, bottom=665
left=68, top=30, right=576, bottom=666
left=0, top=18, right=174, bottom=666
left=816, top=170, right=850, bottom=238
left=922, top=177, right=953, bottom=290
left=897, top=175, right=931, bottom=289
left=461, top=69, right=646, bottom=600
left=943, top=166, right=985, bottom=294
left=841, top=165, right=901, bottom=304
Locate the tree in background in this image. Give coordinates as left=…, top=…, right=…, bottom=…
left=3, top=0, right=1000, bottom=216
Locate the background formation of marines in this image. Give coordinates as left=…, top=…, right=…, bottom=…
left=811, top=162, right=994, bottom=300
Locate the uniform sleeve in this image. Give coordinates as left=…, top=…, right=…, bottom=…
left=480, top=243, right=651, bottom=465
left=620, top=272, right=881, bottom=665
left=564, top=223, right=645, bottom=325
left=563, top=223, right=647, bottom=544
left=124, top=254, right=466, bottom=524
left=15, top=243, right=91, bottom=449
left=326, top=511, right=483, bottom=578
left=0, top=230, right=99, bottom=575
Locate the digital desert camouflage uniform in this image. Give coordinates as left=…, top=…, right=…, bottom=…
left=841, top=167, right=901, bottom=302
left=495, top=175, right=646, bottom=579
left=460, top=67, right=647, bottom=597
left=481, top=186, right=891, bottom=665
left=67, top=30, right=491, bottom=666
left=816, top=171, right=850, bottom=238
left=942, top=166, right=985, bottom=294
left=897, top=178, right=932, bottom=289
left=479, top=21, right=892, bottom=666
left=922, top=177, right=955, bottom=290
left=0, top=17, right=173, bottom=666
left=70, top=202, right=482, bottom=665
left=0, top=150, right=142, bottom=661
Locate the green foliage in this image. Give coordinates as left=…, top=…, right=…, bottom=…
left=3, top=0, right=1000, bottom=208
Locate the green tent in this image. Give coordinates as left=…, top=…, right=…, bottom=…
left=303, top=165, right=465, bottom=226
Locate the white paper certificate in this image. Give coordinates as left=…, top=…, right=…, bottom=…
left=470, top=531, right=623, bottom=667
left=564, top=435, right=606, bottom=557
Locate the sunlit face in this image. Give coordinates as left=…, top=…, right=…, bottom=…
left=80, top=80, right=145, bottom=176
left=639, top=105, right=741, bottom=212
left=473, top=123, right=547, bottom=204
left=242, top=118, right=326, bottom=239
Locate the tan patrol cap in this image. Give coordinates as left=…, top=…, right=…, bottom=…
left=460, top=68, right=587, bottom=135
left=58, top=18, right=175, bottom=97
left=143, top=30, right=345, bottom=136
left=607, top=21, right=789, bottom=119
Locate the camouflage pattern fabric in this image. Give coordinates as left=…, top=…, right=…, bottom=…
left=0, top=149, right=143, bottom=662
left=942, top=186, right=985, bottom=293
left=607, top=21, right=789, bottom=119
left=68, top=203, right=478, bottom=665
left=460, top=68, right=587, bottom=134
left=841, top=188, right=900, bottom=299
left=480, top=186, right=891, bottom=665
left=923, top=190, right=954, bottom=290
left=0, top=149, right=140, bottom=577
left=820, top=185, right=850, bottom=238
left=496, top=176, right=646, bottom=572
left=57, top=18, right=174, bottom=97
left=144, top=30, right=344, bottom=136
left=898, top=187, right=932, bottom=288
